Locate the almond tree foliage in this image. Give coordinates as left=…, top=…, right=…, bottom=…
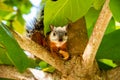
left=0, top=0, right=120, bottom=79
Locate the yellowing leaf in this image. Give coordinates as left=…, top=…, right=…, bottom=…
left=0, top=2, right=14, bottom=12
left=13, top=20, right=25, bottom=34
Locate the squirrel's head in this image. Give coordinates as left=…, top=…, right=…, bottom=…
left=49, top=25, right=68, bottom=47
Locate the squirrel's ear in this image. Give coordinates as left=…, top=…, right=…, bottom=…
left=63, top=24, right=68, bottom=30
left=50, top=25, right=54, bottom=30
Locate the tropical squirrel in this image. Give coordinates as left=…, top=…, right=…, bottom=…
left=26, top=19, right=69, bottom=60
left=48, top=25, right=69, bottom=60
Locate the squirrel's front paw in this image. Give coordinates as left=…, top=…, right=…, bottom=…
left=59, top=50, right=69, bottom=60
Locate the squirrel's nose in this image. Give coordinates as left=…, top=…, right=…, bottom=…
left=59, top=33, right=63, bottom=42
left=59, top=38, right=63, bottom=42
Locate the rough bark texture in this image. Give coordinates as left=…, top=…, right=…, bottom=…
left=12, top=31, right=65, bottom=73
left=106, top=67, right=120, bottom=80
left=49, top=18, right=90, bottom=80
left=1, top=0, right=120, bottom=80
left=59, top=18, right=90, bottom=80
left=0, top=65, right=35, bottom=80
left=67, top=18, right=88, bottom=56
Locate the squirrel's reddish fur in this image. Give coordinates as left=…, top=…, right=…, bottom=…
left=49, top=41, right=69, bottom=60
left=27, top=21, right=69, bottom=60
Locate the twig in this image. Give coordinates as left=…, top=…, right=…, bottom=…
left=12, top=31, right=65, bottom=73
left=82, top=0, right=112, bottom=68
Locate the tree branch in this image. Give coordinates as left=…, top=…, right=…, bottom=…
left=68, top=18, right=88, bottom=56
left=12, top=31, right=65, bottom=73
left=82, top=0, right=112, bottom=68
left=0, top=65, right=35, bottom=80
left=106, top=66, right=120, bottom=80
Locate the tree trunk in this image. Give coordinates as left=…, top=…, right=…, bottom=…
left=50, top=17, right=100, bottom=80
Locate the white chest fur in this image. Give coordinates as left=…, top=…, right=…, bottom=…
left=55, top=41, right=66, bottom=47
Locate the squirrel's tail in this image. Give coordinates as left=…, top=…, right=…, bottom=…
left=26, top=6, right=44, bottom=37
left=26, top=17, right=44, bottom=37
left=25, top=14, right=45, bottom=46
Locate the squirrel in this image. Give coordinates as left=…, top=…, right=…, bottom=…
left=26, top=19, right=69, bottom=60
left=48, top=25, right=69, bottom=60
left=26, top=6, right=69, bottom=60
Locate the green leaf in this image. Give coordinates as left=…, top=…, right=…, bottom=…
left=0, top=10, right=11, bottom=18
left=0, top=46, right=13, bottom=65
left=3, top=0, right=32, bottom=11
left=4, top=12, right=16, bottom=21
left=12, top=12, right=26, bottom=34
left=93, top=0, right=105, bottom=10
left=85, top=8, right=115, bottom=37
left=3, top=0, right=17, bottom=7
left=0, top=78, right=13, bottom=80
left=0, top=60, right=3, bottom=64
left=43, top=66, right=55, bottom=73
left=96, top=29, right=120, bottom=62
left=0, top=23, right=29, bottom=72
left=0, top=2, right=14, bottom=12
left=44, top=0, right=94, bottom=34
left=39, top=61, right=55, bottom=73
left=39, top=61, right=48, bottom=69
left=0, top=2, right=14, bottom=20
left=41, top=0, right=48, bottom=4
left=19, top=0, right=32, bottom=14
left=105, top=18, right=115, bottom=34
left=109, top=0, right=120, bottom=21
left=85, top=8, right=100, bottom=37
left=98, top=59, right=117, bottom=67
left=16, top=12, right=25, bottom=25
left=28, top=58, right=38, bottom=68
left=97, top=60, right=113, bottom=70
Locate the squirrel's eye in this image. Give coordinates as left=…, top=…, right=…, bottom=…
left=65, top=32, right=67, bottom=36
left=53, top=32, right=56, bottom=36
